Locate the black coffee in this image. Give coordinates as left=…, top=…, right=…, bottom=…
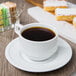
left=21, top=27, right=56, bottom=41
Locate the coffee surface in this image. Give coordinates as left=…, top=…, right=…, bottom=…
left=21, top=27, right=55, bottom=41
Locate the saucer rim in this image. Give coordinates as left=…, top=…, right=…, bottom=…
left=5, top=37, right=72, bottom=72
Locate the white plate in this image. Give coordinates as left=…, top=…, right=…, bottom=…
left=28, top=2, right=76, bottom=43
left=5, top=37, right=72, bottom=72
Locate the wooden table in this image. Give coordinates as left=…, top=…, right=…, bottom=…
left=0, top=0, right=76, bottom=76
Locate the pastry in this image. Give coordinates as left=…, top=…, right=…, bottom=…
left=55, top=8, right=76, bottom=21
left=73, top=17, right=76, bottom=27
left=43, top=0, right=68, bottom=12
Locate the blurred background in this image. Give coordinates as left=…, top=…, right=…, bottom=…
left=68, top=0, right=76, bottom=4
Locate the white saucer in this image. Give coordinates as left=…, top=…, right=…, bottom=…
left=5, top=37, right=72, bottom=72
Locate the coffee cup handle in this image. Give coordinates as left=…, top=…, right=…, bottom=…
left=15, top=23, right=23, bottom=36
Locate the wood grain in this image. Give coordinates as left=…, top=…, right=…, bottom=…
left=0, top=0, right=76, bottom=76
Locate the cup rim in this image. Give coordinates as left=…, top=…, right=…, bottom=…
left=19, top=23, right=58, bottom=43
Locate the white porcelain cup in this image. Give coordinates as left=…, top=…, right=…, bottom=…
left=15, top=23, right=58, bottom=61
